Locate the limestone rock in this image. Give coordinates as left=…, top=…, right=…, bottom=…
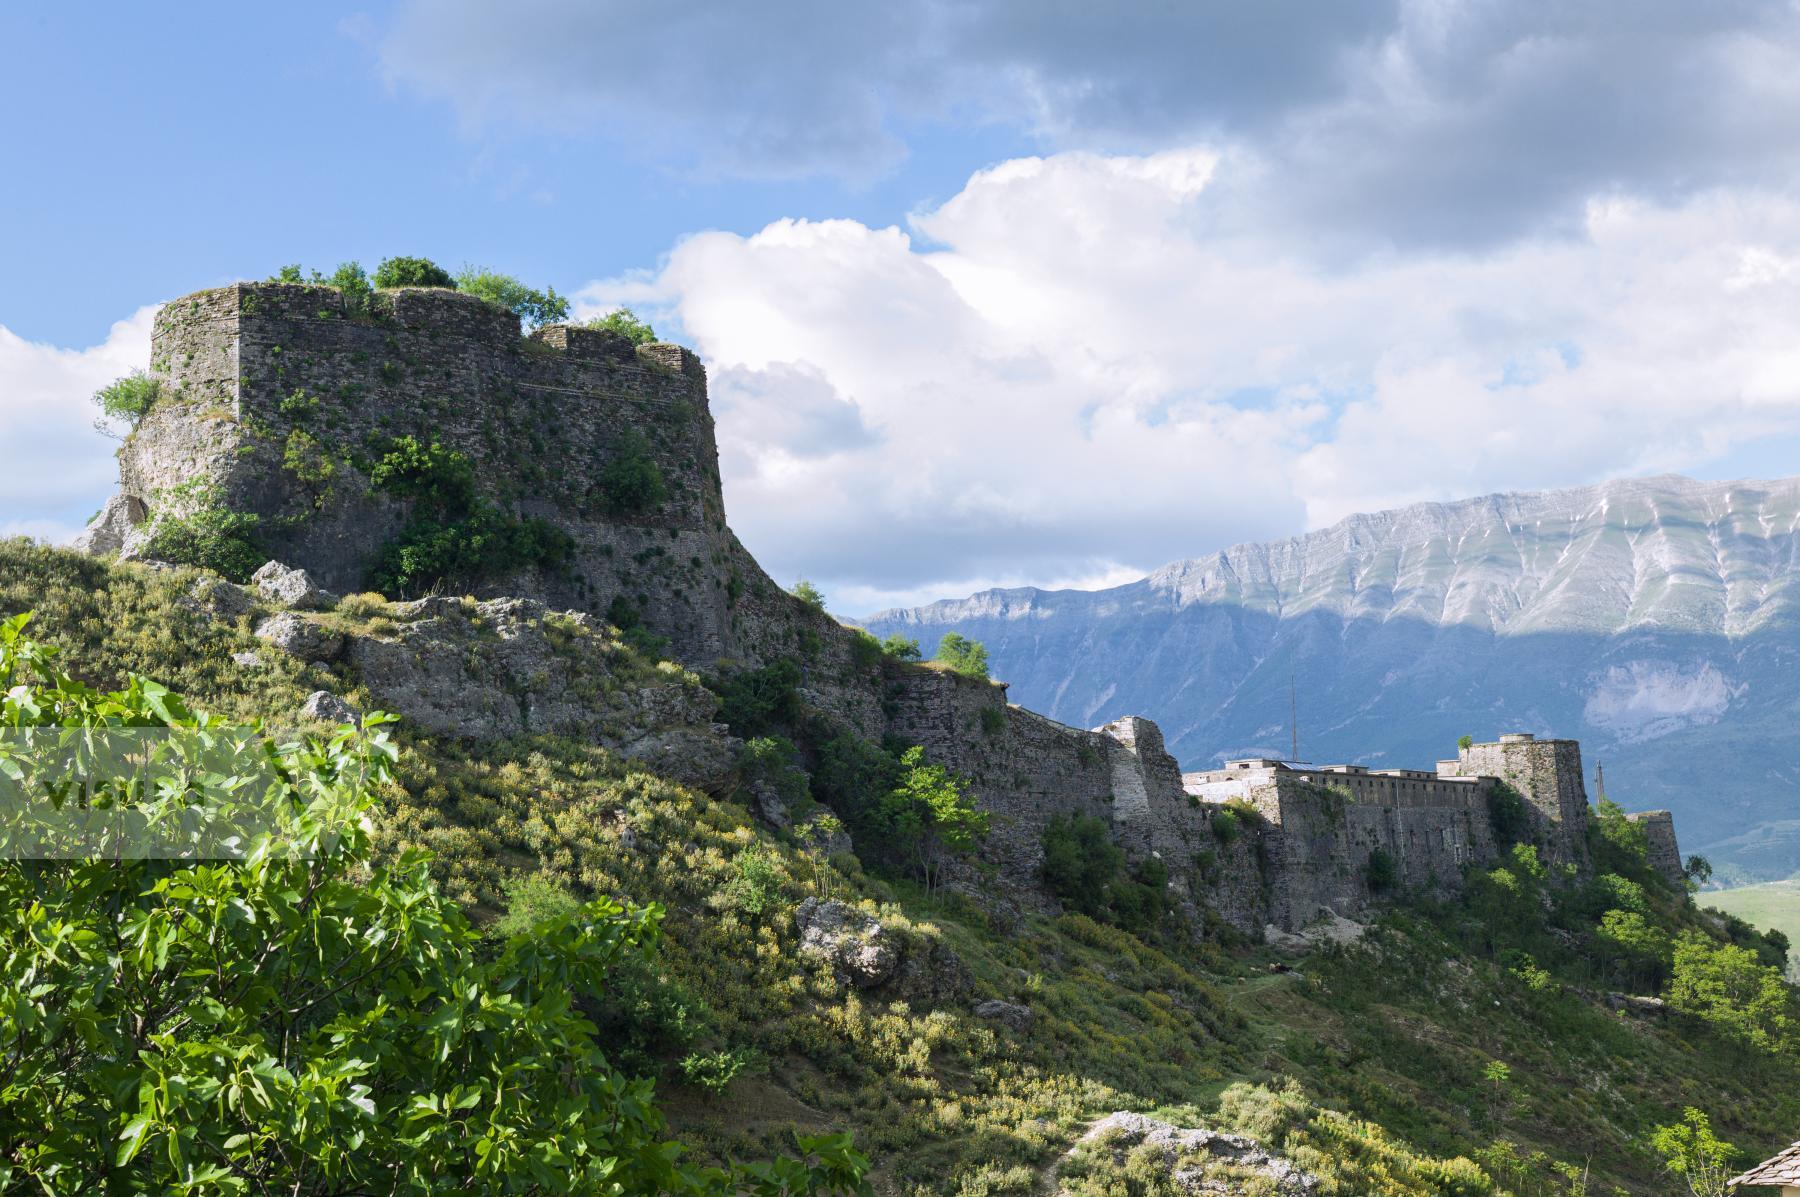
left=1064, top=1112, right=1320, bottom=1197
left=795, top=898, right=898, bottom=989
left=179, top=578, right=254, bottom=622
left=301, top=691, right=359, bottom=725
left=1265, top=913, right=1369, bottom=956
left=972, top=999, right=1033, bottom=1031
left=255, top=613, right=344, bottom=663
left=231, top=651, right=265, bottom=669
left=71, top=494, right=144, bottom=557
left=251, top=561, right=335, bottom=611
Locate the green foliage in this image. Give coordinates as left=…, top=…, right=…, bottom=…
left=1484, top=781, right=1530, bottom=847
left=368, top=437, right=572, bottom=595
left=713, top=659, right=804, bottom=738
left=585, top=307, right=657, bottom=345
left=880, top=633, right=922, bottom=661
left=92, top=369, right=161, bottom=432
left=742, top=735, right=811, bottom=810
left=143, top=504, right=266, bottom=583
left=373, top=255, right=455, bottom=289
left=326, top=260, right=374, bottom=315
left=1210, top=807, right=1242, bottom=845
left=792, top=580, right=826, bottom=611
left=1457, top=734, right=1474, bottom=750
left=1366, top=846, right=1399, bottom=894
left=1666, top=931, right=1796, bottom=1053
left=726, top=847, right=785, bottom=918
left=1684, top=854, right=1713, bottom=886
left=0, top=616, right=871, bottom=1195
left=368, top=435, right=477, bottom=510
left=455, top=266, right=570, bottom=329
left=1042, top=813, right=1125, bottom=920
left=678, top=1048, right=756, bottom=1095
left=1651, top=1108, right=1738, bottom=1197
left=934, top=632, right=990, bottom=680
left=847, top=628, right=884, bottom=671
left=281, top=427, right=338, bottom=504
left=1590, top=797, right=1649, bottom=871
left=1040, top=814, right=1170, bottom=934
left=863, top=747, right=987, bottom=894
left=597, top=428, right=669, bottom=515
left=1596, top=909, right=1670, bottom=989
left=604, top=594, right=671, bottom=661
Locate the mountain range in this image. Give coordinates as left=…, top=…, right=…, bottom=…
left=865, top=473, right=1800, bottom=881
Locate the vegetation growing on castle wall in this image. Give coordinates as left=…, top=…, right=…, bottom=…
left=91, top=369, right=161, bottom=435
left=455, top=265, right=570, bottom=329
left=585, top=307, right=657, bottom=345
left=596, top=428, right=670, bottom=515
left=934, top=631, right=990, bottom=680
left=373, top=255, right=456, bottom=289
left=1041, top=813, right=1172, bottom=934
left=368, top=436, right=573, bottom=596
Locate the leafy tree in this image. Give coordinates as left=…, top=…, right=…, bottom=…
left=143, top=505, right=267, bottom=583
left=369, top=436, right=478, bottom=510
left=1457, top=734, right=1474, bottom=750
left=326, top=261, right=374, bottom=315
left=1365, top=846, right=1399, bottom=893
left=1485, top=780, right=1531, bottom=847
left=713, top=659, right=804, bottom=739
left=585, top=307, right=657, bottom=345
left=1590, top=796, right=1649, bottom=869
left=873, top=747, right=985, bottom=894
left=1666, top=931, right=1795, bottom=1053
left=1684, top=854, right=1714, bottom=887
left=791, top=580, right=826, bottom=611
left=1481, top=1060, right=1512, bottom=1125
left=374, top=255, right=456, bottom=289
left=597, top=428, right=669, bottom=515
left=1596, top=908, right=1670, bottom=990
left=1041, top=813, right=1124, bottom=918
left=934, top=632, right=990, bottom=680
left=92, top=370, right=161, bottom=435
left=455, top=267, right=570, bottom=329
left=1651, top=1108, right=1738, bottom=1197
left=879, top=634, right=922, bottom=662
left=0, top=614, right=869, bottom=1194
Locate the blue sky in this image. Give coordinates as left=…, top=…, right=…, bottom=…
left=8, top=2, right=1800, bottom=612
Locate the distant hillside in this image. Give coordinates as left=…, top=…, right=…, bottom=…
left=867, top=474, right=1800, bottom=880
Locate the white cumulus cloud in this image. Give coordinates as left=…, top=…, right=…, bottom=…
left=579, top=150, right=1800, bottom=612
left=0, top=308, right=154, bottom=545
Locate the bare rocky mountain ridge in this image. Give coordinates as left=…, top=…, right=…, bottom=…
left=866, top=474, right=1800, bottom=879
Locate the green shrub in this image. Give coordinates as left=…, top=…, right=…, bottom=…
left=585, top=307, right=657, bottom=345
left=1366, top=846, right=1399, bottom=893
left=792, top=580, right=826, bottom=611
left=712, top=659, right=803, bottom=738
left=326, top=261, right=374, bottom=315
left=1043, top=814, right=1125, bottom=919
left=0, top=615, right=872, bottom=1196
left=934, top=632, right=989, bottom=680
left=725, top=847, right=784, bottom=918
left=880, top=633, right=922, bottom=661
left=92, top=370, right=161, bottom=432
left=368, top=437, right=571, bottom=595
left=604, top=594, right=671, bottom=660
left=1485, top=781, right=1531, bottom=847
left=741, top=735, right=811, bottom=810
left=979, top=704, right=1006, bottom=737
left=597, top=429, right=669, bottom=515
left=374, top=255, right=455, bottom=289
left=848, top=628, right=884, bottom=671
left=1210, top=807, right=1241, bottom=844
left=678, top=1048, right=756, bottom=1095
left=454, top=266, right=570, bottom=329
left=143, top=506, right=266, bottom=582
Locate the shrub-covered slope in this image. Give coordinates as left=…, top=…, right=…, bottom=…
left=4, top=538, right=1798, bottom=1196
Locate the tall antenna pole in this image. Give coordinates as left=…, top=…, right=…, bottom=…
left=1595, top=761, right=1605, bottom=800
left=1290, top=671, right=1298, bottom=763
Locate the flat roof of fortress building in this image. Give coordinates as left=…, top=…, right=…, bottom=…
left=1183, top=731, right=1561, bottom=793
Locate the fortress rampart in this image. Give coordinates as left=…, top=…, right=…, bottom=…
left=83, top=282, right=1691, bottom=936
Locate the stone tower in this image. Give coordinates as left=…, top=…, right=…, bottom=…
left=1441, top=733, right=1591, bottom=868
left=100, top=282, right=757, bottom=664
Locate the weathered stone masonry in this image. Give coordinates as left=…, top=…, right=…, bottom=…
left=86, top=282, right=1689, bottom=935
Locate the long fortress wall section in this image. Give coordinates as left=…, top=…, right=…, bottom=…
left=112, top=283, right=1685, bottom=936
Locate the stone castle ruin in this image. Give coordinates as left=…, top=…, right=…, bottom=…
left=77, top=281, right=1688, bottom=934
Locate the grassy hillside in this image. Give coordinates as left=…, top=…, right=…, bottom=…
left=5, top=538, right=1799, bottom=1196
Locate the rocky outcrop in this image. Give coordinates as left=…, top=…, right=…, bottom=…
left=251, top=561, right=335, bottom=611
left=70, top=494, right=144, bottom=557
left=255, top=613, right=343, bottom=663
left=301, top=691, right=359, bottom=725
left=972, top=999, right=1033, bottom=1031
left=795, top=898, right=899, bottom=989
left=1060, top=1112, right=1319, bottom=1196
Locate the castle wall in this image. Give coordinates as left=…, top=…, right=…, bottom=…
left=1627, top=810, right=1685, bottom=889
left=1440, top=733, right=1591, bottom=870
left=1184, top=761, right=1497, bottom=928
left=133, top=283, right=742, bottom=663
